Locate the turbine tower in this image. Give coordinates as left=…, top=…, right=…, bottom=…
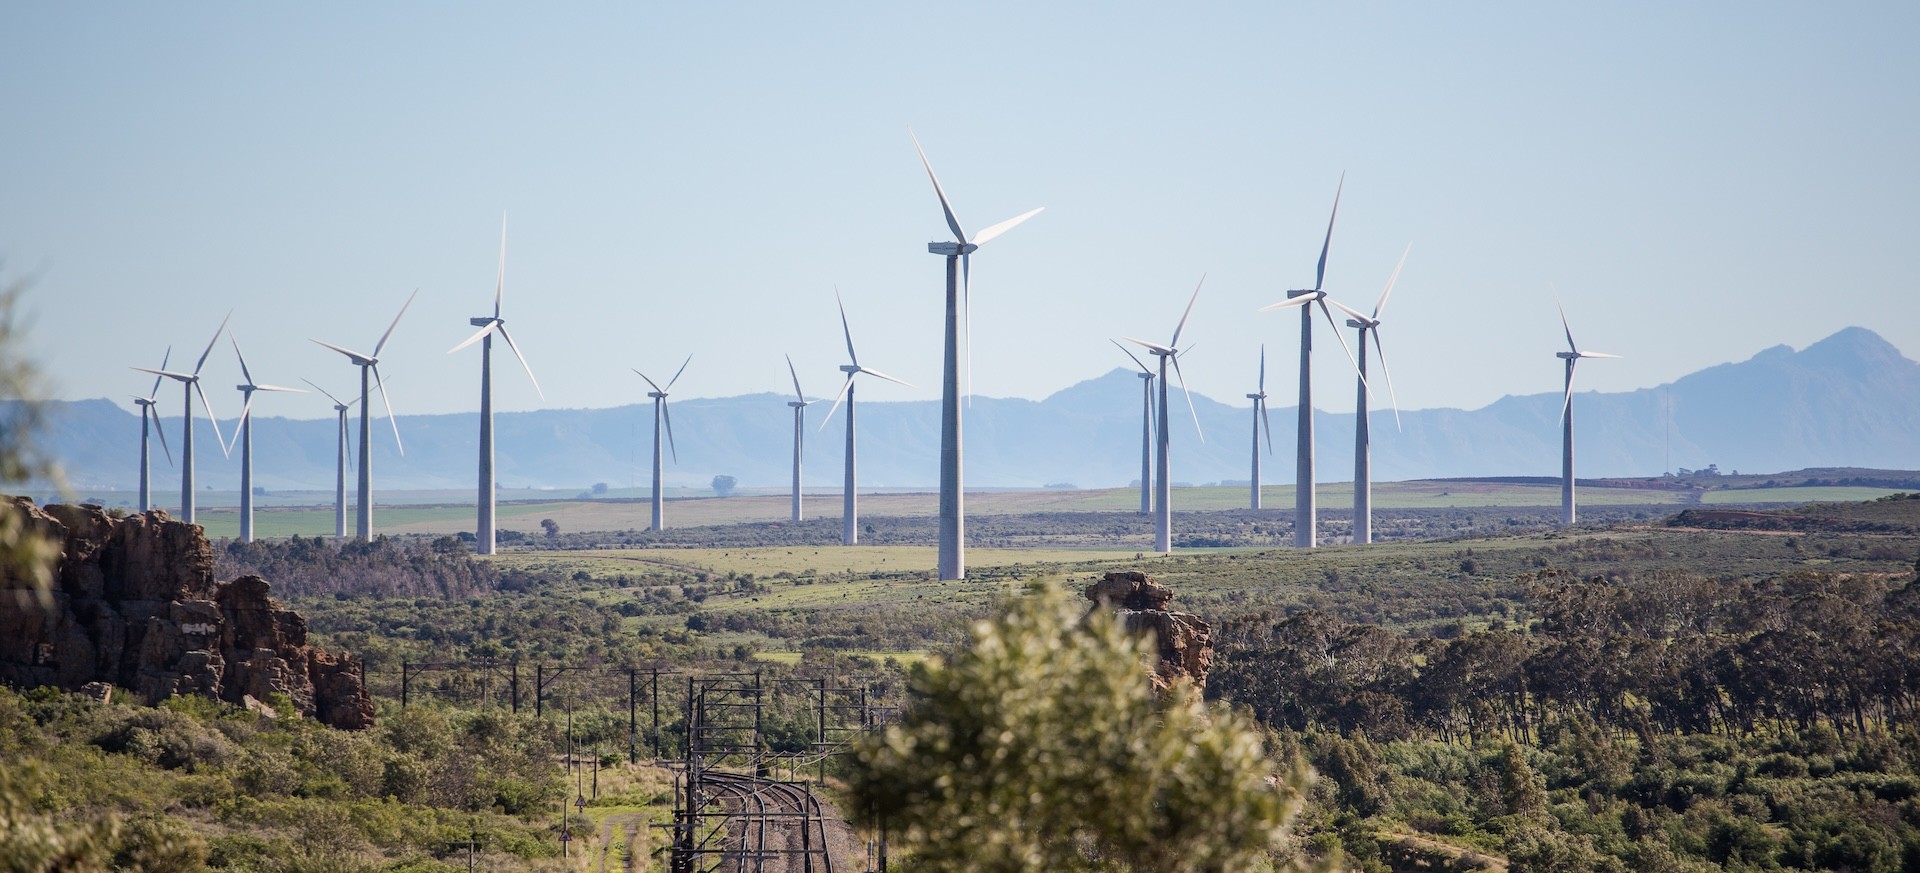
left=131, top=347, right=173, bottom=512
left=1259, top=178, right=1366, bottom=549
left=1245, top=345, right=1274, bottom=510
left=1122, top=277, right=1206, bottom=555
left=312, top=290, right=415, bottom=540
left=911, top=131, right=1043, bottom=580
left=820, top=291, right=912, bottom=546
left=783, top=354, right=815, bottom=522
left=1112, top=340, right=1156, bottom=515
left=1554, top=298, right=1620, bottom=525
left=132, top=314, right=229, bottom=524
left=225, top=334, right=304, bottom=543
left=448, top=214, right=542, bottom=555
left=1329, top=244, right=1410, bottom=544
left=301, top=378, right=359, bottom=539
left=633, top=356, right=691, bottom=532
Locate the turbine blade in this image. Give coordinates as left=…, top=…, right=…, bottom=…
left=1319, top=299, right=1371, bottom=394
left=666, top=353, right=692, bottom=391
left=131, top=367, right=195, bottom=382
left=1171, top=354, right=1204, bottom=444
left=253, top=384, right=305, bottom=393
left=147, top=346, right=172, bottom=399
left=662, top=399, right=678, bottom=464
left=373, top=288, right=419, bottom=358
left=1372, top=328, right=1402, bottom=430
left=835, top=287, right=859, bottom=367
left=495, top=323, right=543, bottom=399
left=301, top=377, right=347, bottom=407
left=632, top=369, right=664, bottom=395
left=226, top=391, right=255, bottom=457
left=310, top=339, right=368, bottom=361
left=1120, top=336, right=1173, bottom=356
left=193, top=311, right=231, bottom=377
left=785, top=353, right=805, bottom=401
left=229, top=333, right=254, bottom=387
left=1260, top=397, right=1274, bottom=454
left=969, top=207, right=1044, bottom=247
left=1111, top=338, right=1152, bottom=374
left=373, top=364, right=403, bottom=455
left=1374, top=243, right=1411, bottom=319
left=341, top=414, right=354, bottom=472
left=1258, top=296, right=1312, bottom=313
left=1561, top=361, right=1577, bottom=425
left=819, top=375, right=855, bottom=430
left=908, top=128, right=967, bottom=242
left=150, top=406, right=174, bottom=467
left=857, top=366, right=914, bottom=389
left=1328, top=298, right=1370, bottom=323
left=1580, top=351, right=1623, bottom=359
left=1168, top=274, right=1205, bottom=349
left=1258, top=343, right=1267, bottom=393
left=447, top=321, right=495, bottom=354
left=495, top=211, right=507, bottom=320
left=1555, top=293, right=1579, bottom=354
left=195, top=382, right=226, bottom=455
left=1314, top=174, right=1344, bottom=292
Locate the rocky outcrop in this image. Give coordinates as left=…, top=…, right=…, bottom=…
left=1085, top=570, right=1214, bottom=693
left=0, top=499, right=374, bottom=729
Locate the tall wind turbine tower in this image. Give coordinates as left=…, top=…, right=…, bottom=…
left=910, top=131, right=1043, bottom=581
left=634, top=356, right=691, bottom=532
left=1554, top=298, right=1620, bottom=525
left=132, top=314, right=228, bottom=524
left=1260, top=178, right=1366, bottom=548
left=1112, top=340, right=1156, bottom=515
left=131, top=348, right=173, bottom=512
left=1245, top=345, right=1274, bottom=510
left=1329, top=245, right=1410, bottom=544
left=449, top=215, right=542, bottom=555
left=302, top=379, right=359, bottom=539
left=225, top=335, right=304, bottom=543
left=821, top=291, right=912, bottom=546
left=312, top=290, right=415, bottom=540
left=783, top=355, right=815, bottom=522
left=1122, top=277, right=1206, bottom=555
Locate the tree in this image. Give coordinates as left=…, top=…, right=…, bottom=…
left=539, top=518, right=559, bottom=539
left=0, top=275, right=62, bottom=610
left=849, top=586, right=1312, bottom=872
left=591, top=482, right=608, bottom=496
left=710, top=475, right=737, bottom=497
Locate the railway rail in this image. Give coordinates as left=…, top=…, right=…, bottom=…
left=690, top=770, right=837, bottom=873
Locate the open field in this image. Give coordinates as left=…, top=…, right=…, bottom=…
left=171, top=481, right=1913, bottom=540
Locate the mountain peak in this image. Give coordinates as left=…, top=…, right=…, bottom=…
left=1802, top=327, right=1909, bottom=366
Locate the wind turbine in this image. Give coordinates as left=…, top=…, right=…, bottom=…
left=820, top=291, right=912, bottom=546
left=911, top=130, right=1043, bottom=581
left=1122, top=276, right=1206, bottom=555
left=132, top=314, right=229, bottom=524
left=130, top=347, right=173, bottom=513
left=448, top=214, right=542, bottom=555
left=633, top=356, right=691, bottom=532
left=783, top=354, right=815, bottom=522
left=301, top=378, right=359, bottom=539
left=225, top=334, right=304, bottom=543
left=311, top=290, right=415, bottom=540
left=1329, top=244, right=1410, bottom=544
left=1245, top=345, right=1274, bottom=510
left=1554, top=297, right=1620, bottom=525
left=1259, top=177, right=1367, bottom=549
left=1111, top=339, right=1156, bottom=515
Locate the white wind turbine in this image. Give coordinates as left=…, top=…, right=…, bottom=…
left=1123, top=276, right=1207, bottom=555
left=224, top=334, right=304, bottom=543
left=1259, top=178, right=1368, bottom=548
left=131, top=347, right=173, bottom=513
left=1554, top=297, right=1620, bottom=526
left=1328, top=244, right=1410, bottom=544
left=1111, top=339, right=1157, bottom=515
left=1245, top=345, right=1275, bottom=510
left=301, top=378, right=360, bottom=539
left=820, top=290, right=912, bottom=547
left=132, top=314, right=229, bottom=524
left=911, top=130, right=1043, bottom=581
left=634, top=356, right=691, bottom=532
left=311, top=290, right=416, bottom=540
left=448, top=214, right=542, bottom=555
left=783, top=354, right=816, bottom=523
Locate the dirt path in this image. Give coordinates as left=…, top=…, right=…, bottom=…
left=595, top=812, right=647, bottom=872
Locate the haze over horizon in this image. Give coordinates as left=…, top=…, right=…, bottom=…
left=4, top=3, right=1916, bottom=422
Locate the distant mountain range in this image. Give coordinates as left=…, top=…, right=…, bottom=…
left=21, top=327, right=1920, bottom=493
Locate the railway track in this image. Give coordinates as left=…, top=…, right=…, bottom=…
left=695, top=770, right=839, bottom=873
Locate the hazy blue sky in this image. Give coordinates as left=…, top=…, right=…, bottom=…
left=4, top=2, right=1915, bottom=423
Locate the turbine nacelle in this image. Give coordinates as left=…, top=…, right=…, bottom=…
left=927, top=241, right=977, bottom=256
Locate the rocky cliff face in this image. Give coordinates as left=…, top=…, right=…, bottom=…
left=0, top=499, right=374, bottom=729
left=1084, top=570, right=1214, bottom=693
